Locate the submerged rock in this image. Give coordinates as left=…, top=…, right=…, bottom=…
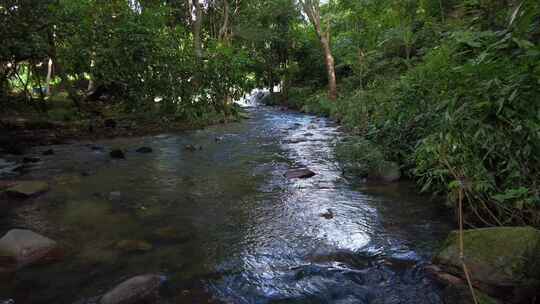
left=152, top=227, right=193, bottom=243
left=283, top=138, right=304, bottom=144
left=22, top=157, right=40, bottom=163
left=108, top=191, right=122, bottom=201
left=434, top=227, right=540, bottom=301
left=135, top=147, right=153, bottom=154
left=115, top=240, right=153, bottom=253
left=91, top=145, right=105, bottom=151
left=184, top=144, right=202, bottom=151
left=5, top=181, right=49, bottom=198
left=42, top=149, right=55, bottom=156
left=110, top=149, right=125, bottom=159
left=285, top=168, right=316, bottom=179
left=0, top=229, right=62, bottom=272
left=100, top=274, right=166, bottom=304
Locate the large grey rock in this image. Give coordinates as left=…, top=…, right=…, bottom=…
left=5, top=181, right=49, bottom=198
left=434, top=226, right=540, bottom=300
left=100, top=274, right=166, bottom=304
left=0, top=229, right=61, bottom=272
left=258, top=92, right=273, bottom=104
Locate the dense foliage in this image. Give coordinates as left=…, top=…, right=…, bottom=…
left=1, top=0, right=261, bottom=122
left=1, top=0, right=539, bottom=227
left=281, top=0, right=540, bottom=228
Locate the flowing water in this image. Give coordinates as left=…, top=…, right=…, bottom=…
left=0, top=104, right=453, bottom=304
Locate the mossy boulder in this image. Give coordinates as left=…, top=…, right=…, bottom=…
left=434, top=226, right=540, bottom=289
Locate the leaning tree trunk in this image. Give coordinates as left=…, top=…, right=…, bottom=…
left=320, top=31, right=337, bottom=101
left=300, top=0, right=337, bottom=101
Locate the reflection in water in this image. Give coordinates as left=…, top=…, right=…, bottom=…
left=0, top=106, right=452, bottom=304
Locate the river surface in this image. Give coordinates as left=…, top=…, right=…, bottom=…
left=0, top=104, right=453, bottom=304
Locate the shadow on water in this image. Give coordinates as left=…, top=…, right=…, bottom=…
left=0, top=105, right=453, bottom=304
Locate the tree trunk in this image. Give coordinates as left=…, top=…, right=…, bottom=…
left=300, top=0, right=337, bottom=101
left=219, top=0, right=230, bottom=43
left=320, top=32, right=337, bottom=101
left=45, top=58, right=53, bottom=96
left=192, top=0, right=203, bottom=59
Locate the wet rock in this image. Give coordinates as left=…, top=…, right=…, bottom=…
left=285, top=168, right=316, bottom=179
left=369, top=161, right=401, bottom=182
left=22, top=157, right=40, bottom=163
left=100, top=274, right=166, bottom=304
left=108, top=191, right=122, bottom=201
left=135, top=147, right=153, bottom=154
left=283, top=138, right=304, bottom=144
left=319, top=209, right=334, bottom=219
left=109, top=149, right=125, bottom=159
left=184, top=144, right=202, bottom=151
left=91, top=145, right=105, bottom=151
left=5, top=181, right=49, bottom=198
left=383, top=251, right=420, bottom=270
left=303, top=132, right=314, bottom=137
left=259, top=92, right=274, bottom=105
left=424, top=264, right=464, bottom=286
left=115, top=240, right=153, bottom=253
left=434, top=227, right=540, bottom=301
left=307, top=124, right=317, bottom=130
left=0, top=229, right=62, bottom=272
left=42, top=149, right=55, bottom=156
left=81, top=171, right=93, bottom=177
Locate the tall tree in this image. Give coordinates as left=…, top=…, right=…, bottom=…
left=298, top=0, right=337, bottom=101
left=191, top=0, right=203, bottom=59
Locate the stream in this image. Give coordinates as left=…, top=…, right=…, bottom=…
left=0, top=103, right=453, bottom=303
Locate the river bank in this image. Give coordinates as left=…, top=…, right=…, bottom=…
left=0, top=106, right=249, bottom=156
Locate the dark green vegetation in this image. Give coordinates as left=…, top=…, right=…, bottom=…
left=1, top=0, right=540, bottom=228
left=270, top=0, right=540, bottom=229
